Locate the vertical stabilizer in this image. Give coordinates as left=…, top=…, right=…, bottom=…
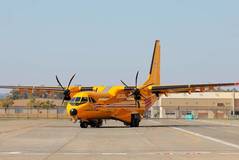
left=143, top=40, right=160, bottom=86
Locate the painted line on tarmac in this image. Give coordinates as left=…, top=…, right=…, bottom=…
left=0, top=151, right=211, bottom=156
left=219, top=152, right=239, bottom=155
left=172, top=127, right=239, bottom=150
left=4, top=151, right=239, bottom=156
left=0, top=152, right=21, bottom=155
left=101, top=152, right=127, bottom=156
left=0, top=152, right=49, bottom=156
left=62, top=152, right=91, bottom=155
left=5, top=151, right=239, bottom=156
left=135, top=151, right=211, bottom=155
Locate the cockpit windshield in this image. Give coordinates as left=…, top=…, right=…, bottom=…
left=70, top=97, right=88, bottom=106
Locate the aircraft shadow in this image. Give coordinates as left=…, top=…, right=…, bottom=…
left=100, top=124, right=225, bottom=128
left=43, top=124, right=229, bottom=129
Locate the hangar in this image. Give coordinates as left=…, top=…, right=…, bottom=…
left=149, top=92, right=239, bottom=119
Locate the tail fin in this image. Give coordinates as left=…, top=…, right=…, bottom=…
left=143, top=40, right=160, bottom=86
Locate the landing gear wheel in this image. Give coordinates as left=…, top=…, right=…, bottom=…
left=124, top=122, right=130, bottom=127
left=80, top=121, right=89, bottom=128
left=89, top=119, right=103, bottom=128
left=130, top=114, right=140, bottom=127
left=96, top=119, right=103, bottom=128
left=89, top=120, right=97, bottom=128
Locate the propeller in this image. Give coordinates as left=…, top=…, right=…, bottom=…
left=120, top=71, right=150, bottom=108
left=56, top=74, right=76, bottom=104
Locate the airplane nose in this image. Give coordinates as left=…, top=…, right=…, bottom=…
left=70, top=108, right=77, bottom=116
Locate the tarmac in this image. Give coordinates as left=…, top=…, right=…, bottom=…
left=1, top=118, right=239, bottom=160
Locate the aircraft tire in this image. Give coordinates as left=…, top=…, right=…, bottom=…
left=89, top=120, right=97, bottom=128
left=130, top=114, right=140, bottom=127
left=124, top=122, right=130, bottom=127
left=80, top=121, right=88, bottom=128
left=96, top=119, right=103, bottom=128
left=89, top=119, right=103, bottom=128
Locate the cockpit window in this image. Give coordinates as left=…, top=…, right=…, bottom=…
left=70, top=97, right=88, bottom=106
left=70, top=98, right=76, bottom=105
left=81, top=97, right=88, bottom=104
left=75, top=97, right=81, bottom=102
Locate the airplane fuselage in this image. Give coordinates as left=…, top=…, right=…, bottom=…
left=66, top=91, right=149, bottom=127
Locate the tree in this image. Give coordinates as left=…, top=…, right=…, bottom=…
left=27, top=98, right=56, bottom=109
left=40, top=100, right=56, bottom=109
left=27, top=97, right=36, bottom=108
left=9, top=90, right=21, bottom=99
left=0, top=96, right=14, bottom=108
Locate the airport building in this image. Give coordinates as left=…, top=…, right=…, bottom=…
left=149, top=92, right=239, bottom=119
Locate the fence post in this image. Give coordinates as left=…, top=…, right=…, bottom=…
left=56, top=107, right=58, bottom=119
left=47, top=108, right=48, bottom=119
left=27, top=107, right=29, bottom=119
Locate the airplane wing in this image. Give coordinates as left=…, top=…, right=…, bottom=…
left=0, top=85, right=63, bottom=91
left=148, top=82, right=239, bottom=95
left=0, top=85, right=96, bottom=93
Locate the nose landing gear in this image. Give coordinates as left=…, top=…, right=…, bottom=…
left=130, top=113, right=141, bottom=127
left=80, top=121, right=89, bottom=128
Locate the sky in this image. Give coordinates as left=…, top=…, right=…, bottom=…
left=0, top=0, right=238, bottom=90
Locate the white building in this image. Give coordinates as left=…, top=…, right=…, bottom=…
left=149, top=92, right=239, bottom=119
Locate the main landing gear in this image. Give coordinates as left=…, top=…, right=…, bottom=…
left=130, top=113, right=141, bottom=127
left=80, top=119, right=103, bottom=128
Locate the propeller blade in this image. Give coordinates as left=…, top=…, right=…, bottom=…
left=135, top=71, right=139, bottom=88
left=120, top=80, right=129, bottom=88
left=67, top=74, right=76, bottom=89
left=56, top=74, right=77, bottom=105
left=136, top=100, right=140, bottom=108
left=56, top=75, right=64, bottom=90
left=61, top=99, right=65, bottom=105
left=122, top=70, right=145, bottom=108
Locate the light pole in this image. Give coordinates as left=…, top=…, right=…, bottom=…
left=232, top=91, right=236, bottom=116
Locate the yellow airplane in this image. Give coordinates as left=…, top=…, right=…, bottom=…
left=0, top=40, right=238, bottom=128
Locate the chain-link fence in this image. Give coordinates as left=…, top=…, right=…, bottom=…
left=0, top=107, right=68, bottom=119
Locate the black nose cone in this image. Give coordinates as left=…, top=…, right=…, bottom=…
left=70, top=109, right=77, bottom=116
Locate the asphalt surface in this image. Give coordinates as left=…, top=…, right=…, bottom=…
left=1, top=118, right=239, bottom=160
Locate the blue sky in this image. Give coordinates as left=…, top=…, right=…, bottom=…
left=0, top=0, right=238, bottom=89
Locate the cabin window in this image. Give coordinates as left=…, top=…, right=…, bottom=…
left=89, top=97, right=92, bottom=103
left=89, top=97, right=96, bottom=103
